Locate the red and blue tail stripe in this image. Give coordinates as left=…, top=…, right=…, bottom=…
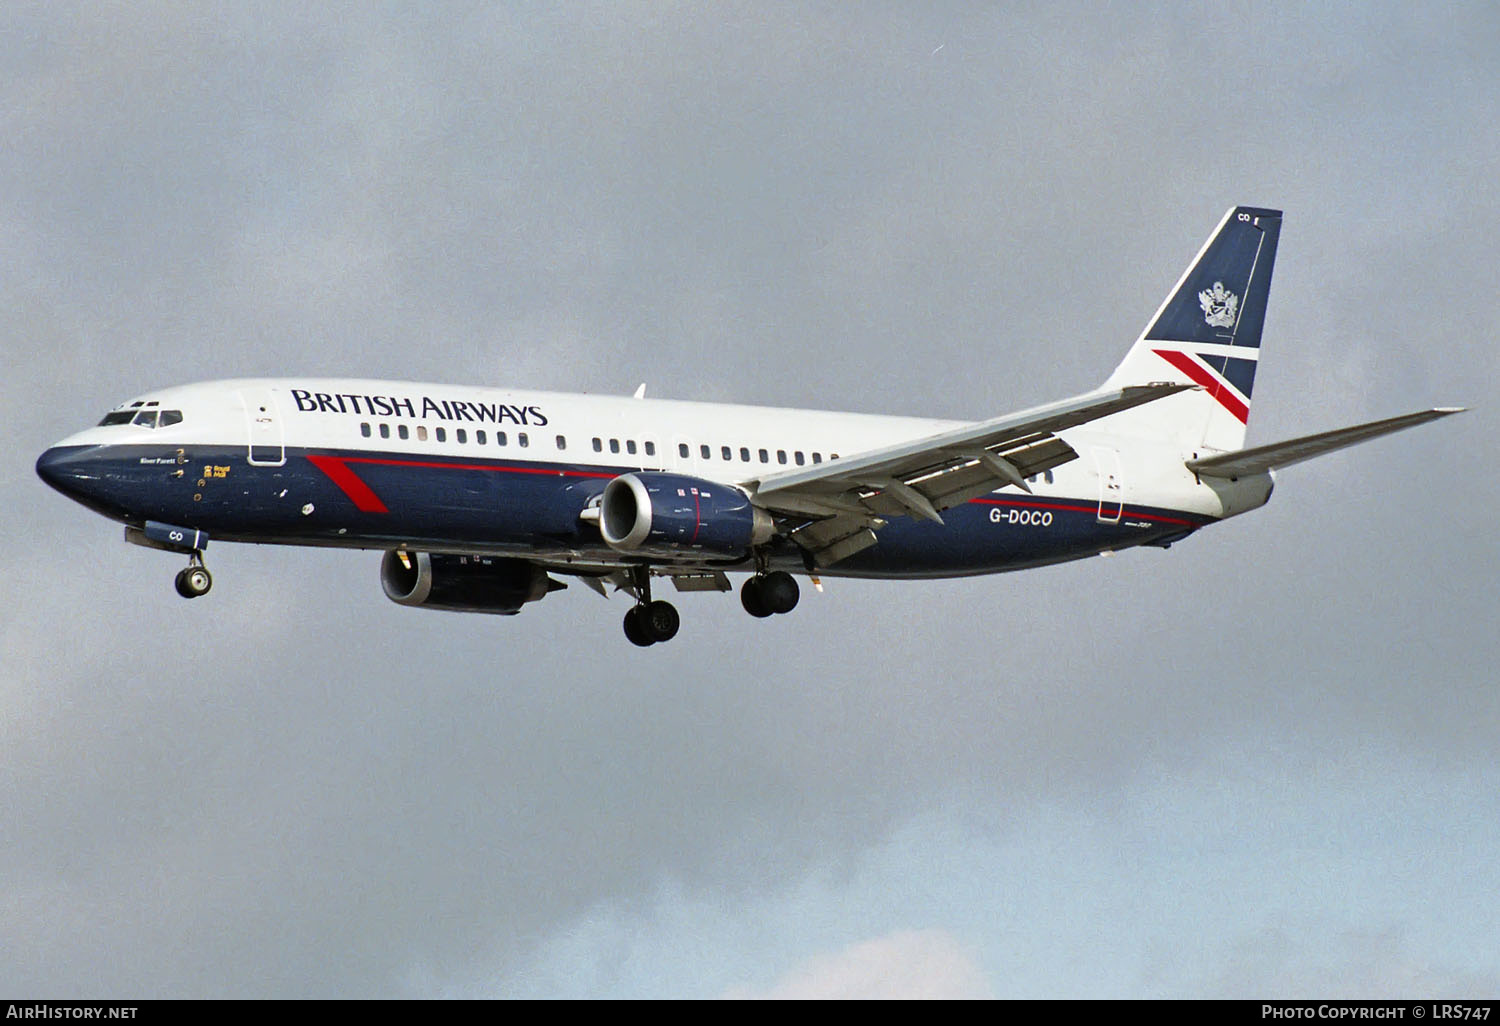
left=1152, top=348, right=1253, bottom=424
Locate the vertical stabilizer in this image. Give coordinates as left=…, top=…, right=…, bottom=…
left=1101, top=206, right=1282, bottom=452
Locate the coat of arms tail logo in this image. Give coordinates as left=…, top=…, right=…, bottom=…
left=1198, top=281, right=1239, bottom=328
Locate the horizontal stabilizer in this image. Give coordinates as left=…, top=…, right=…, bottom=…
left=1186, top=407, right=1465, bottom=478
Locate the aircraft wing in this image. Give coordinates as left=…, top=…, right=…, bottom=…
left=747, top=382, right=1193, bottom=565
left=1186, top=407, right=1465, bottom=479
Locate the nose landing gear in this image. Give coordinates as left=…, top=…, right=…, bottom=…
left=173, top=553, right=212, bottom=599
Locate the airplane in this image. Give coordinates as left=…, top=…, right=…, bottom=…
left=36, top=206, right=1463, bottom=646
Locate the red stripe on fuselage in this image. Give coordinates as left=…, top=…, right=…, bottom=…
left=1152, top=348, right=1249, bottom=423
left=338, top=456, right=617, bottom=479
left=306, top=454, right=390, bottom=513
left=306, top=453, right=619, bottom=514
left=968, top=496, right=1203, bottom=528
left=306, top=451, right=1207, bottom=530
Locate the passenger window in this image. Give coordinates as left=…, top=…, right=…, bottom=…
left=721, top=446, right=732, bottom=461
left=812, top=452, right=822, bottom=464
left=360, top=423, right=371, bottom=438
left=626, top=440, right=637, bottom=455
left=435, top=427, right=446, bottom=442
left=758, top=448, right=768, bottom=463
left=556, top=435, right=566, bottom=450
left=519, top=433, right=529, bottom=447
left=417, top=426, right=428, bottom=441
left=456, top=428, right=467, bottom=444
left=678, top=443, right=689, bottom=458
left=1044, top=470, right=1054, bottom=484
left=497, top=431, right=507, bottom=446
left=398, top=424, right=410, bottom=440
left=593, top=437, right=602, bottom=452
left=159, top=410, right=183, bottom=427
left=645, top=441, right=656, bottom=457
left=379, top=424, right=390, bottom=439
left=610, top=439, right=620, bottom=454
left=700, top=444, right=711, bottom=459
left=795, top=451, right=805, bottom=466
left=740, top=447, right=750, bottom=462
left=777, top=450, right=787, bottom=465
left=476, top=430, right=486, bottom=444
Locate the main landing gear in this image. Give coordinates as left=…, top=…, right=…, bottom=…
left=741, top=570, right=799, bottom=618
left=173, top=552, right=212, bottom=599
left=619, top=566, right=802, bottom=646
left=622, top=566, right=680, bottom=647
left=623, top=600, right=680, bottom=647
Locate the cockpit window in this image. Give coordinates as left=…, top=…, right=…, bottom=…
left=97, top=408, right=184, bottom=428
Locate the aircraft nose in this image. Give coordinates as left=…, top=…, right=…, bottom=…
left=37, top=443, right=137, bottom=520
left=36, top=445, right=93, bottom=496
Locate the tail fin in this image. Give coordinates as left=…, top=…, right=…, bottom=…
left=1101, top=206, right=1282, bottom=452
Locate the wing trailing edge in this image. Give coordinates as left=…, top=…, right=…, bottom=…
left=749, top=382, right=1195, bottom=566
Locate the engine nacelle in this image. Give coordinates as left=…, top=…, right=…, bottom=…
left=380, top=551, right=558, bottom=615
left=600, top=472, right=774, bottom=556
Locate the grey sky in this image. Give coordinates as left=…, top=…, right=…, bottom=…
left=4, top=2, right=1496, bottom=997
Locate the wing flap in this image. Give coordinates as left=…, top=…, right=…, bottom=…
left=1187, top=407, right=1465, bottom=478
left=752, top=383, right=1193, bottom=565
left=754, top=383, right=1191, bottom=506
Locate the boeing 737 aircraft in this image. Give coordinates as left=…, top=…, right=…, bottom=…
left=37, top=207, right=1461, bottom=645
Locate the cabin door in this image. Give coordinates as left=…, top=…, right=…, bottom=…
left=241, top=387, right=286, bottom=466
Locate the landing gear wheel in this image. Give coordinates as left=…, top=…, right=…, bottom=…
left=762, top=571, right=800, bottom=614
left=642, top=600, right=680, bottom=643
left=623, top=606, right=654, bottom=647
left=174, top=565, right=212, bottom=599
left=740, top=576, right=772, bottom=618
left=624, top=601, right=680, bottom=645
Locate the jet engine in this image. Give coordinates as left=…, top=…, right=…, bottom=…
left=600, top=472, right=774, bottom=556
left=380, top=551, right=561, bottom=615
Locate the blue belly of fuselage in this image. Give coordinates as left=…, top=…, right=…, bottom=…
left=37, top=443, right=1213, bottom=578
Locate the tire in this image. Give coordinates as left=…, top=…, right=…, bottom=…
left=740, top=577, right=772, bottom=618
left=623, top=606, right=654, bottom=647
left=185, top=566, right=212, bottom=596
left=643, top=600, right=680, bottom=643
left=175, top=566, right=211, bottom=599
left=762, top=571, right=799, bottom=614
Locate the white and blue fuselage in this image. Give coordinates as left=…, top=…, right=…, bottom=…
left=35, top=208, right=1459, bottom=644
left=36, top=377, right=1242, bottom=577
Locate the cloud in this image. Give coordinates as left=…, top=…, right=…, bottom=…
left=1205, top=927, right=1499, bottom=999
left=725, top=929, right=992, bottom=1000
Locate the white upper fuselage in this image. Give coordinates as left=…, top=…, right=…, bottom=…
left=65, top=376, right=963, bottom=475
left=48, top=377, right=1264, bottom=544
